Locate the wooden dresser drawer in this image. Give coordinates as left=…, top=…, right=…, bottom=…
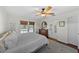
left=39, top=29, right=48, bottom=38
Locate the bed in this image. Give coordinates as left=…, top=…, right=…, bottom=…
left=0, top=31, right=48, bottom=53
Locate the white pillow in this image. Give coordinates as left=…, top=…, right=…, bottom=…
left=4, top=31, right=18, bottom=49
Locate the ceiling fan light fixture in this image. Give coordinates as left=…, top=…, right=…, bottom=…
left=41, top=14, right=46, bottom=16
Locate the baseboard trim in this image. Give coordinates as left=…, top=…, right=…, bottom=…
left=48, top=37, right=78, bottom=50
left=67, top=44, right=78, bottom=49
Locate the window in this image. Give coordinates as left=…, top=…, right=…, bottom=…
left=29, top=25, right=34, bottom=32
left=29, top=22, right=35, bottom=32
left=20, top=20, right=35, bottom=33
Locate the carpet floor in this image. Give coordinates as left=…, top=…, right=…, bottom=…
left=37, top=39, right=77, bottom=53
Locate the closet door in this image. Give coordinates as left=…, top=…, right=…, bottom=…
left=67, top=16, right=78, bottom=46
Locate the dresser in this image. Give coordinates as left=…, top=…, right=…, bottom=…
left=39, top=29, right=48, bottom=38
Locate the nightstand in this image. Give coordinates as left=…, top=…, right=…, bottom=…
left=39, top=29, right=48, bottom=38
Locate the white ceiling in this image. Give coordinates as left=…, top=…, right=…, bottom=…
left=3, top=6, right=79, bottom=19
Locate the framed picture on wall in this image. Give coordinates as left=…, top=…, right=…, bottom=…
left=59, top=21, right=65, bottom=27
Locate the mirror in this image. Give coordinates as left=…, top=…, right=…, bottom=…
left=41, top=21, right=47, bottom=29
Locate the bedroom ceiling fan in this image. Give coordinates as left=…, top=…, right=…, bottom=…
left=35, top=6, right=55, bottom=17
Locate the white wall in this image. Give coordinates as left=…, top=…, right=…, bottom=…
left=0, top=7, right=9, bottom=34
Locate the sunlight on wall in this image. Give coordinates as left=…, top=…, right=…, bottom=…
left=0, top=18, right=4, bottom=34
left=0, top=7, right=9, bottom=34
left=0, top=9, right=5, bottom=33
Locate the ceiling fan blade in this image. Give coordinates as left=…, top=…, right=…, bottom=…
left=43, top=13, right=55, bottom=16
left=34, top=10, right=41, bottom=13
left=49, top=13, right=55, bottom=15
left=36, top=13, right=55, bottom=16
left=44, top=6, right=52, bottom=12
left=36, top=13, right=42, bottom=16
